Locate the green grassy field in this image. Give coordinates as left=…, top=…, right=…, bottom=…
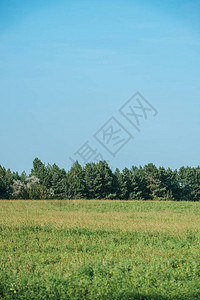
left=0, top=200, right=200, bottom=299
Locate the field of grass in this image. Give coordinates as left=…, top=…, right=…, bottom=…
left=0, top=200, right=200, bottom=299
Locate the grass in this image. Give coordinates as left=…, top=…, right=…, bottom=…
left=0, top=200, right=200, bottom=299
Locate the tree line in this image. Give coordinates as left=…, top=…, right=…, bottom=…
left=0, top=158, right=200, bottom=201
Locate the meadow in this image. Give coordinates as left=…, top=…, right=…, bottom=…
left=0, top=200, right=200, bottom=299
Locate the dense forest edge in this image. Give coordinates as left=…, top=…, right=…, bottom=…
left=0, top=158, right=200, bottom=201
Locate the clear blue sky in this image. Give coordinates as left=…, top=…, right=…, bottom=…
left=0, top=0, right=200, bottom=173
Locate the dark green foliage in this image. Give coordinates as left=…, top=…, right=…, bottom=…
left=0, top=158, right=200, bottom=200
left=49, top=164, right=68, bottom=199
left=31, top=158, right=51, bottom=188
left=66, top=161, right=86, bottom=199
left=130, top=166, right=150, bottom=200
left=0, top=166, right=13, bottom=199
left=84, top=163, right=102, bottom=199
left=178, top=166, right=200, bottom=201
left=94, top=161, right=116, bottom=199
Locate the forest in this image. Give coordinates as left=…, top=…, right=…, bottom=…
left=0, top=158, right=200, bottom=201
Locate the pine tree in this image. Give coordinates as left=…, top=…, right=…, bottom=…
left=49, top=164, right=68, bottom=199
left=129, top=166, right=149, bottom=200
left=95, top=161, right=116, bottom=199
left=31, top=158, right=51, bottom=188
left=0, top=166, right=13, bottom=199
left=84, top=163, right=101, bottom=199
left=67, top=161, right=86, bottom=199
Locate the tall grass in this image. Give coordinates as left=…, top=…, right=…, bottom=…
left=0, top=200, right=200, bottom=299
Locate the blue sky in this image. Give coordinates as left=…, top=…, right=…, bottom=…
left=0, top=0, right=200, bottom=173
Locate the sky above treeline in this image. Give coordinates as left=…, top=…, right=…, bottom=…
left=0, top=0, right=200, bottom=173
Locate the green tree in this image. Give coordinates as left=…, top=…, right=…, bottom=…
left=0, top=166, right=13, bottom=199
left=112, top=168, right=122, bottom=199
left=84, top=163, right=101, bottom=199
left=119, top=168, right=132, bottom=199
left=95, top=161, right=116, bottom=199
left=143, top=163, right=160, bottom=199
left=67, top=161, right=86, bottom=199
left=129, top=166, right=150, bottom=200
left=49, top=164, right=68, bottom=199
left=31, top=158, right=51, bottom=188
left=178, top=167, right=200, bottom=201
